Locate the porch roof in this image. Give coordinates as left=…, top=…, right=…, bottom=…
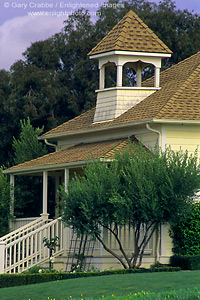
left=4, top=137, right=135, bottom=175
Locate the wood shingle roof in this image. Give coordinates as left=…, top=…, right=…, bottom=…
left=6, top=137, right=135, bottom=173
left=88, top=10, right=172, bottom=56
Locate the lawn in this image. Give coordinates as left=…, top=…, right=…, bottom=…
left=0, top=270, right=200, bottom=300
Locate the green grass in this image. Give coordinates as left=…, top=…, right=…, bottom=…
left=0, top=271, right=200, bottom=300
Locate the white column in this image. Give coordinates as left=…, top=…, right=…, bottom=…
left=64, top=168, right=69, bottom=192
left=55, top=175, right=60, bottom=218
left=136, top=65, right=142, bottom=87
left=116, top=65, right=123, bottom=87
left=10, top=175, right=15, bottom=216
left=41, top=170, right=48, bottom=219
left=99, top=65, right=105, bottom=89
left=154, top=67, right=160, bottom=88
left=0, top=242, right=5, bottom=273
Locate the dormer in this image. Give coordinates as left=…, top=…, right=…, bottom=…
left=88, top=10, right=172, bottom=123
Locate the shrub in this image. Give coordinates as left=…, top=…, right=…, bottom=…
left=171, top=202, right=200, bottom=255
left=170, top=255, right=200, bottom=270
left=0, top=267, right=181, bottom=288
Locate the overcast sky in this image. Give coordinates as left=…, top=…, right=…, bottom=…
left=0, top=0, right=200, bottom=71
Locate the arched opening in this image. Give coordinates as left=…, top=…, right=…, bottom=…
left=142, top=64, right=155, bottom=85
left=122, top=63, right=137, bottom=87
left=104, top=62, right=117, bottom=88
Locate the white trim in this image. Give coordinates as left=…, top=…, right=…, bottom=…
left=95, top=86, right=160, bottom=93
left=4, top=161, right=88, bottom=175
left=89, top=50, right=171, bottom=59
left=43, top=171, right=48, bottom=215
left=10, top=175, right=15, bottom=216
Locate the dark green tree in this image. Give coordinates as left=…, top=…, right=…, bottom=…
left=12, top=118, right=48, bottom=217
left=61, top=143, right=200, bottom=269
left=0, top=168, right=11, bottom=236
left=12, top=118, right=47, bottom=165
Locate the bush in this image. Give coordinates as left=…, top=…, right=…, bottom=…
left=171, top=202, right=200, bottom=255
left=0, top=267, right=181, bottom=288
left=170, top=255, right=200, bottom=270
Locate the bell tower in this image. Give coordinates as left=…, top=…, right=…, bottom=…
left=88, top=10, right=172, bottom=123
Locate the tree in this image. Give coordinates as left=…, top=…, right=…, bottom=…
left=12, top=118, right=48, bottom=217
left=61, top=142, right=200, bottom=269
left=0, top=168, right=11, bottom=236
left=12, top=117, right=47, bottom=165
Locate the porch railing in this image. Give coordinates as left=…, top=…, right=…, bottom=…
left=0, top=217, right=64, bottom=273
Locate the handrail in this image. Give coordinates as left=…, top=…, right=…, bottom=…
left=0, top=217, right=51, bottom=243
left=5, top=218, right=62, bottom=248
left=1, top=217, right=64, bottom=274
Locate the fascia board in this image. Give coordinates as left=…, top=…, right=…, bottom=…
left=89, top=51, right=171, bottom=59
left=153, top=118, right=200, bottom=125
left=39, top=119, right=154, bottom=141
left=3, top=160, right=88, bottom=176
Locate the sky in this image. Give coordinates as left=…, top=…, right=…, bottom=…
left=0, top=0, right=200, bottom=71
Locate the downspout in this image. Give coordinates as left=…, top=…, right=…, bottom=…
left=146, top=123, right=161, bottom=264
left=146, top=123, right=162, bottom=148
left=44, top=139, right=58, bottom=151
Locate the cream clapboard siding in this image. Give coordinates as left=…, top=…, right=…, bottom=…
left=166, top=130, right=200, bottom=156
left=164, top=127, right=200, bottom=260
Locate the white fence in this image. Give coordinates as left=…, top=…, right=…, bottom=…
left=0, top=217, right=64, bottom=273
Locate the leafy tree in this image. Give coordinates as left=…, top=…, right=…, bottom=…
left=61, top=143, right=200, bottom=269
left=12, top=118, right=48, bottom=217
left=0, top=168, right=11, bottom=236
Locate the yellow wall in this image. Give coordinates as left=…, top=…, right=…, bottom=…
left=166, top=128, right=200, bottom=156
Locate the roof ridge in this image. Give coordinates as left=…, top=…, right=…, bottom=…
left=130, top=11, right=172, bottom=53
left=88, top=12, right=130, bottom=56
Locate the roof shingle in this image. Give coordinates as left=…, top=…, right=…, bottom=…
left=88, top=10, right=172, bottom=56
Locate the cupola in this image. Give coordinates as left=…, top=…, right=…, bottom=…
left=88, top=10, right=172, bottom=123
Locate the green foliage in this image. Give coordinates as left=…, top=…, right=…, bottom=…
left=12, top=117, right=47, bottom=165
left=61, top=142, right=200, bottom=269
left=0, top=168, right=11, bottom=236
left=11, top=118, right=48, bottom=217
left=170, top=202, right=200, bottom=255
left=170, top=255, right=200, bottom=270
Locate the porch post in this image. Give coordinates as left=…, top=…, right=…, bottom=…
left=41, top=170, right=49, bottom=219
left=0, top=242, right=5, bottom=273
left=10, top=175, right=15, bottom=216
left=64, top=168, right=69, bottom=192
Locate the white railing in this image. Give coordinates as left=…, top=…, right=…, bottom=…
left=0, top=217, right=64, bottom=273
left=0, top=217, right=50, bottom=244
left=10, top=217, right=38, bottom=231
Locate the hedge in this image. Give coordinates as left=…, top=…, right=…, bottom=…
left=0, top=267, right=181, bottom=289
left=170, top=255, right=200, bottom=270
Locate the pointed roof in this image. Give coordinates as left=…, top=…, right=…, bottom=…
left=41, top=51, right=200, bottom=139
left=88, top=10, right=172, bottom=56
